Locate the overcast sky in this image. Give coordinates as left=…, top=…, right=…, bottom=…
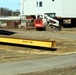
left=0, top=0, right=20, bottom=10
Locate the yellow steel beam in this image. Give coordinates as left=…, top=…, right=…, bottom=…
left=0, top=37, right=56, bottom=48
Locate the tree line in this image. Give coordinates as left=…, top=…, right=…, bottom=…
left=0, top=7, right=20, bottom=16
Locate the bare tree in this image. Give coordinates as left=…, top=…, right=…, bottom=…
left=0, top=7, right=20, bottom=16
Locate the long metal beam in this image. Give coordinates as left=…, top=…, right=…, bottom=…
left=0, top=36, right=56, bottom=48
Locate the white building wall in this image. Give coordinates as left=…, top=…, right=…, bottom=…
left=24, top=0, right=37, bottom=15
left=20, top=0, right=61, bottom=17
left=62, top=0, right=76, bottom=18
left=43, top=0, right=62, bottom=17
left=20, top=0, right=24, bottom=15
left=20, top=0, right=76, bottom=18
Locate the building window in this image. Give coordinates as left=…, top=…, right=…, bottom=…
left=36, top=2, right=38, bottom=7
left=36, top=1, right=43, bottom=7
left=45, top=13, right=56, bottom=18
left=52, top=0, right=55, bottom=1
left=39, top=1, right=42, bottom=7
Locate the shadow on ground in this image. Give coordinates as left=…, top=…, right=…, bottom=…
left=0, top=42, right=57, bottom=51
left=0, top=30, right=16, bottom=35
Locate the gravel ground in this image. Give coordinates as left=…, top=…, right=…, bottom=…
left=18, top=66, right=76, bottom=75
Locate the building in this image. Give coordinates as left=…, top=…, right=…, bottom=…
left=20, top=0, right=76, bottom=27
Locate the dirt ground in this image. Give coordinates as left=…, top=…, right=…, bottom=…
left=18, top=66, right=76, bottom=75
left=0, top=28, right=76, bottom=75
left=0, top=28, right=76, bottom=63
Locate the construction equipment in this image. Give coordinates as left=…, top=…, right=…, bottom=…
left=34, top=14, right=61, bottom=31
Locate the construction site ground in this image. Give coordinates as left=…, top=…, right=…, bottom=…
left=0, top=28, right=76, bottom=63
left=18, top=66, right=76, bottom=75
left=0, top=28, right=76, bottom=75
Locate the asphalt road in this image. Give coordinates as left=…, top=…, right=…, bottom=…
left=0, top=54, right=76, bottom=75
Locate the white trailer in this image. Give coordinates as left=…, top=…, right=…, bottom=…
left=62, top=0, right=76, bottom=18
left=20, top=0, right=76, bottom=27
left=20, top=0, right=61, bottom=17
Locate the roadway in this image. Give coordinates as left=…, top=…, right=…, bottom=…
left=0, top=54, right=76, bottom=75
